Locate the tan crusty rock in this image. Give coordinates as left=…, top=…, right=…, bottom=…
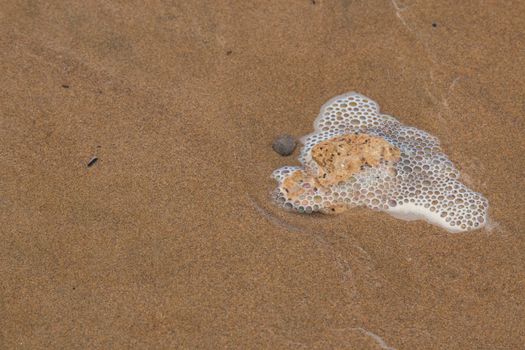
left=281, top=170, right=319, bottom=201
left=278, top=134, right=401, bottom=208
left=311, top=134, right=400, bottom=186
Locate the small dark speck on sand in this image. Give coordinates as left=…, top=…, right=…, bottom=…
left=432, top=22, right=437, bottom=27
left=62, top=84, right=70, bottom=89
left=87, top=157, right=98, bottom=167
left=226, top=50, right=232, bottom=55
left=311, top=0, right=316, bottom=4
left=272, top=134, right=296, bottom=156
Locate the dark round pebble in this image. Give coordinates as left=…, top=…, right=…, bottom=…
left=272, top=134, right=296, bottom=156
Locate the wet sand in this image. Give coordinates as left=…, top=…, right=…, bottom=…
left=1, top=1, right=524, bottom=349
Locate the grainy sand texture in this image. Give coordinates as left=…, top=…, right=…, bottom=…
left=1, top=1, right=524, bottom=349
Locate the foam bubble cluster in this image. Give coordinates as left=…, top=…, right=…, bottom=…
left=272, top=92, right=489, bottom=232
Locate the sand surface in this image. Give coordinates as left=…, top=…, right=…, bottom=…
left=1, top=1, right=524, bottom=349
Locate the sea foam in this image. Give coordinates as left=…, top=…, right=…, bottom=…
left=272, top=92, right=489, bottom=232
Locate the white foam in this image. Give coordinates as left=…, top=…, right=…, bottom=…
left=387, top=203, right=463, bottom=233
left=272, top=92, right=489, bottom=232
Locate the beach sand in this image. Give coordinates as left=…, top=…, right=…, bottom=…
left=1, top=1, right=524, bottom=348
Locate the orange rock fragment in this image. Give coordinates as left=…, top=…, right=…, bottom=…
left=310, top=134, right=400, bottom=186
left=281, top=170, right=319, bottom=201
left=278, top=134, right=400, bottom=211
